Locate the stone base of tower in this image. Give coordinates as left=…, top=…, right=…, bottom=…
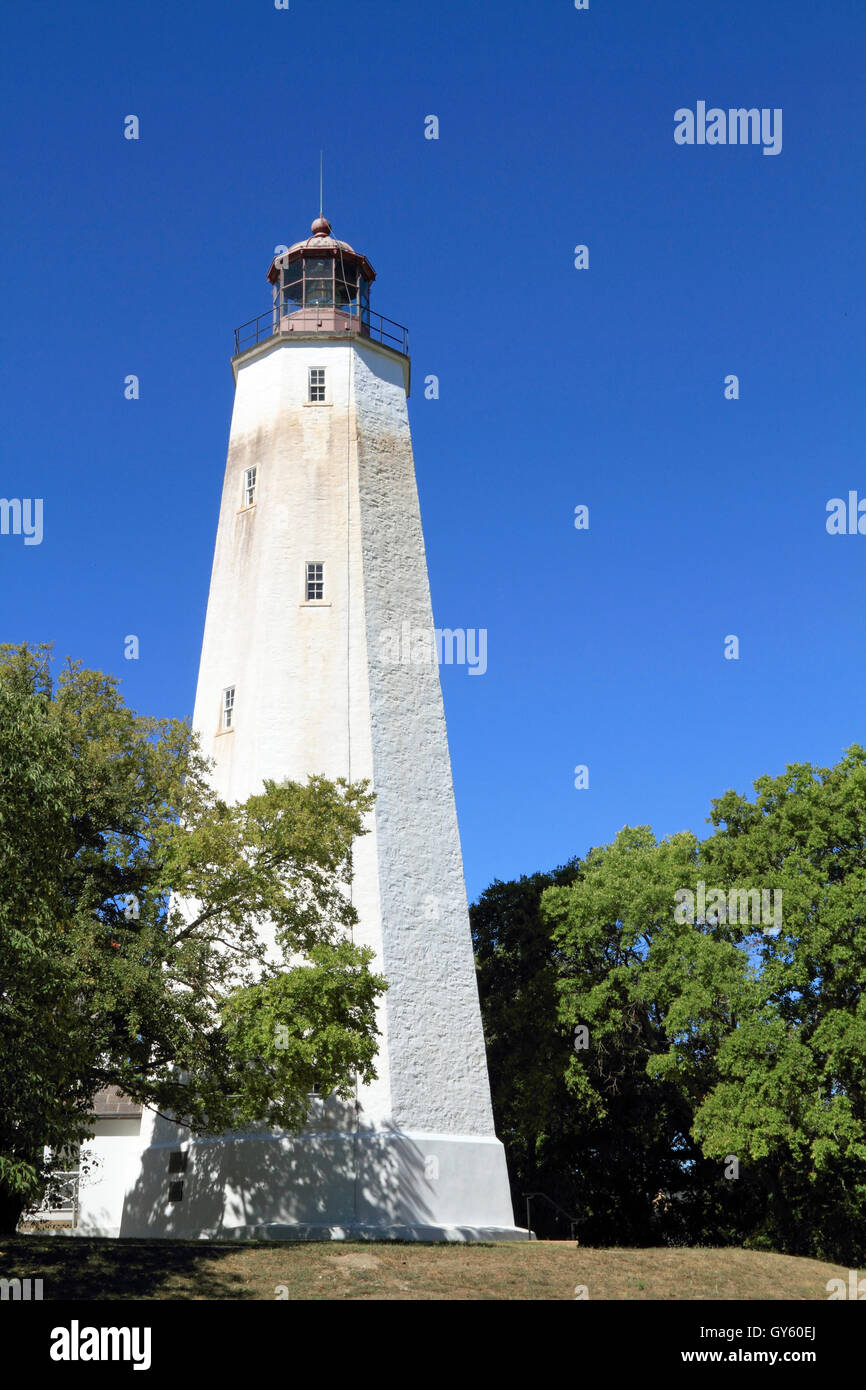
left=109, top=1128, right=529, bottom=1242
left=187, top=1222, right=532, bottom=1242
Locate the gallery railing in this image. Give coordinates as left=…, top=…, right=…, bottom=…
left=234, top=305, right=409, bottom=357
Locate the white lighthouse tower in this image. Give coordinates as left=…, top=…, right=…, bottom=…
left=115, top=215, right=526, bottom=1240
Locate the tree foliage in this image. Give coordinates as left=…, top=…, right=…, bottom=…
left=472, top=863, right=581, bottom=1238
left=473, top=748, right=866, bottom=1261
left=0, top=644, right=386, bottom=1227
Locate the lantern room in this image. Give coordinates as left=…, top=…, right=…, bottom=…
left=235, top=216, right=408, bottom=359
left=267, top=216, right=376, bottom=337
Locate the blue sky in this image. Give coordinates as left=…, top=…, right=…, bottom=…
left=1, top=0, right=864, bottom=901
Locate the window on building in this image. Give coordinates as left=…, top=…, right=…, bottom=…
left=308, top=367, right=326, bottom=402
left=243, top=466, right=257, bottom=507
left=305, top=562, right=324, bottom=601
left=222, top=686, right=235, bottom=730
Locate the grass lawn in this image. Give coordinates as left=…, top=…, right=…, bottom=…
left=0, top=1236, right=848, bottom=1300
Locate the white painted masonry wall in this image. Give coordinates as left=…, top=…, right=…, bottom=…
left=115, top=330, right=524, bottom=1239
left=352, top=347, right=497, bottom=1138
left=191, top=335, right=392, bottom=1124
left=76, top=1119, right=144, bottom=1237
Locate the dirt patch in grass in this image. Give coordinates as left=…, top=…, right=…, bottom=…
left=0, top=1236, right=846, bottom=1301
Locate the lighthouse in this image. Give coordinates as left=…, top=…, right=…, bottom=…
left=110, top=215, right=526, bottom=1240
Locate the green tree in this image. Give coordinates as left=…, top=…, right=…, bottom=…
left=532, top=748, right=866, bottom=1260
left=473, top=842, right=728, bottom=1244
left=471, top=863, right=581, bottom=1238
left=682, top=748, right=866, bottom=1261
left=541, top=828, right=735, bottom=1244
left=0, top=644, right=386, bottom=1232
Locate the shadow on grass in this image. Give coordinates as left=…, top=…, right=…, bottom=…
left=0, top=1234, right=271, bottom=1300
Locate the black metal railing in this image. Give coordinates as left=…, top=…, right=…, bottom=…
left=25, top=1171, right=80, bottom=1222
left=522, top=1190, right=581, bottom=1241
left=234, top=305, right=409, bottom=357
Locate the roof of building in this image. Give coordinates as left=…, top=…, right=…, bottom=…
left=267, top=216, right=376, bottom=284
left=286, top=216, right=358, bottom=256
left=90, top=1086, right=142, bottom=1118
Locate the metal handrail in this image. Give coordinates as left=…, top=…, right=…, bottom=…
left=522, top=1190, right=581, bottom=1241
left=26, top=1171, right=80, bottom=1220
left=234, top=305, right=409, bottom=357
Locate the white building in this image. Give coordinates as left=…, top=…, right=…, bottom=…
left=69, top=216, right=526, bottom=1241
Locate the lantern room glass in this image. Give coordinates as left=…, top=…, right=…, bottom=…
left=282, top=259, right=303, bottom=311
left=303, top=256, right=332, bottom=307
left=336, top=261, right=358, bottom=309
left=280, top=253, right=366, bottom=316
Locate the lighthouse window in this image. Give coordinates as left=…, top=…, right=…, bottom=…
left=308, top=368, right=326, bottom=402
left=222, top=686, right=235, bottom=730
left=306, top=562, right=324, bottom=601
left=243, top=467, right=256, bottom=507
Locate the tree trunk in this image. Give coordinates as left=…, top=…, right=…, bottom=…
left=0, top=1187, right=27, bottom=1235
